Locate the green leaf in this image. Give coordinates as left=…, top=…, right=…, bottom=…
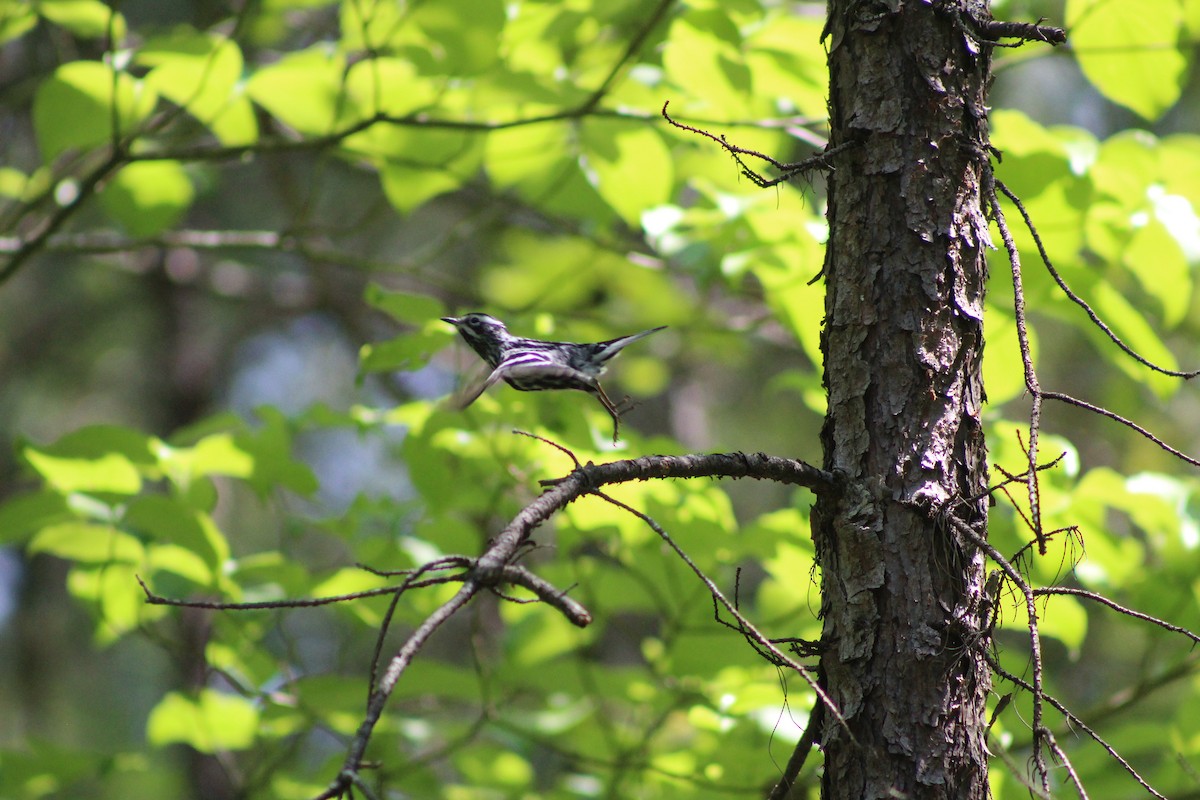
left=22, top=448, right=143, bottom=495
left=1187, top=0, right=1200, bottom=37
left=138, top=31, right=257, bottom=146
left=235, top=408, right=320, bottom=497
left=750, top=240, right=827, bottom=368
left=410, top=0, right=506, bottom=75
left=99, top=161, right=195, bottom=237
left=20, top=425, right=154, bottom=495
left=245, top=47, right=350, bottom=134
left=378, top=162, right=464, bottom=214
left=662, top=11, right=752, bottom=116
left=359, top=331, right=447, bottom=373
left=503, top=604, right=588, bottom=667
left=484, top=123, right=615, bottom=224
left=146, top=690, right=260, bottom=752
left=1067, top=0, right=1188, bottom=120
left=158, top=432, right=255, bottom=489
left=145, top=543, right=216, bottom=587
left=0, top=166, right=26, bottom=198
left=290, top=675, right=368, bottom=736
left=32, top=61, right=156, bottom=161
left=346, top=121, right=480, bottom=212
left=455, top=747, right=534, bottom=790
left=983, top=302, right=1036, bottom=406
left=1123, top=218, right=1190, bottom=327
left=67, top=561, right=157, bottom=643
left=338, top=0, right=404, bottom=53
left=1160, top=134, right=1200, bottom=209
left=365, top=285, right=447, bottom=323
left=579, top=120, right=674, bottom=227
left=0, top=490, right=73, bottom=544
left=37, top=0, right=126, bottom=40
left=0, top=1, right=38, bottom=44
left=311, top=568, right=393, bottom=625
left=744, top=15, right=828, bottom=118
left=479, top=232, right=627, bottom=311
left=28, top=522, right=145, bottom=564
left=344, top=57, right=438, bottom=118
left=125, top=495, right=229, bottom=577
left=1087, top=279, right=1179, bottom=396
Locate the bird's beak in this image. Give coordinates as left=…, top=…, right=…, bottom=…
left=441, top=316, right=459, bottom=326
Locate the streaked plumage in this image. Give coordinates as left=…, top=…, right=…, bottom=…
left=442, top=313, right=666, bottom=441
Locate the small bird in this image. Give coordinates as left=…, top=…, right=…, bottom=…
left=442, top=312, right=666, bottom=442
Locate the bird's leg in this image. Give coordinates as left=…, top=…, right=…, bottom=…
left=613, top=394, right=638, bottom=414
left=591, top=381, right=623, bottom=443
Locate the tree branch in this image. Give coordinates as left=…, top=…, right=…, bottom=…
left=314, top=449, right=834, bottom=798
left=975, top=19, right=1067, bottom=45
left=1033, top=586, right=1200, bottom=645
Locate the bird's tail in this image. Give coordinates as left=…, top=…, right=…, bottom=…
left=593, top=326, right=667, bottom=362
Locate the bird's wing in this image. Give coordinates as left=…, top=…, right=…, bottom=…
left=453, top=365, right=509, bottom=409
left=454, top=359, right=594, bottom=409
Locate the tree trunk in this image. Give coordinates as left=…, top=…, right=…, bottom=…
left=813, top=2, right=992, bottom=798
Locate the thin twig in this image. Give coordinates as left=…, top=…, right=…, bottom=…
left=1042, top=391, right=1200, bottom=468
left=1034, top=587, right=1200, bottom=645
left=661, top=101, right=851, bottom=189
left=591, top=490, right=849, bottom=737
left=136, top=572, right=461, bottom=610
left=987, top=654, right=1167, bottom=800
left=766, top=695, right=824, bottom=799
left=995, top=179, right=1200, bottom=379
left=984, top=168, right=1047, bottom=553
left=580, top=0, right=676, bottom=112
left=947, top=513, right=1052, bottom=794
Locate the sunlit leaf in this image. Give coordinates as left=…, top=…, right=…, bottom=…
left=983, top=302, right=1036, bottom=406
left=245, top=47, right=350, bottom=134
left=0, top=1, right=37, bottom=44
left=28, top=522, right=144, bottom=564
left=410, top=0, right=506, bottom=75
left=378, top=162, right=463, bottom=214
left=138, top=31, right=257, bottom=146
left=662, top=11, right=752, bottom=115
left=1123, top=218, right=1190, bottom=328
left=33, top=61, right=156, bottom=161
left=124, top=495, right=230, bottom=575
left=99, top=161, right=195, bottom=237
left=22, top=448, right=142, bottom=495
left=38, top=0, right=126, bottom=40
left=236, top=410, right=320, bottom=497
left=1034, top=591, right=1088, bottom=656
left=1067, top=0, right=1188, bottom=121
left=68, top=561, right=159, bottom=643
left=147, top=690, right=260, bottom=752
left=344, top=57, right=438, bottom=118
left=579, top=119, right=674, bottom=226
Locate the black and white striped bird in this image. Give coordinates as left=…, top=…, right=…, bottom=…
left=442, top=313, right=666, bottom=442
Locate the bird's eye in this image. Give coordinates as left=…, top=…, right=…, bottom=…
left=468, top=316, right=482, bottom=328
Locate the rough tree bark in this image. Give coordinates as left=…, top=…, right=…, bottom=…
left=813, top=2, right=992, bottom=798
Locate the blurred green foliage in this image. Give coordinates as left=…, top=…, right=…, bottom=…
left=1, top=0, right=1198, bottom=798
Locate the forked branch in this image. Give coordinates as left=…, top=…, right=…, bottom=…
left=311, top=445, right=835, bottom=799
